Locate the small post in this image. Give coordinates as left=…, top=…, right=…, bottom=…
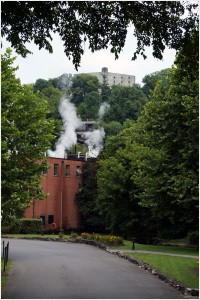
left=3, top=241, right=5, bottom=259
left=132, top=237, right=135, bottom=250
left=6, top=242, right=9, bottom=265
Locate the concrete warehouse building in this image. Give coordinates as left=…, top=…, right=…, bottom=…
left=85, top=67, right=136, bottom=87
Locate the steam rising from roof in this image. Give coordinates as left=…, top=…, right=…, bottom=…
left=48, top=98, right=82, bottom=158
left=48, top=98, right=108, bottom=159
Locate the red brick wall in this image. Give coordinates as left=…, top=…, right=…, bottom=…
left=24, top=157, right=84, bottom=230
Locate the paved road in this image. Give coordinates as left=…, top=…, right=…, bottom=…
left=2, top=239, right=184, bottom=299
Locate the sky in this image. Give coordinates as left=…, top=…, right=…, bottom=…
left=2, top=25, right=177, bottom=86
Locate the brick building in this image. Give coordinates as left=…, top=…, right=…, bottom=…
left=24, top=156, right=85, bottom=231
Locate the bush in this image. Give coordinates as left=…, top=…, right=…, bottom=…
left=1, top=217, right=21, bottom=234
left=70, top=232, right=79, bottom=239
left=187, top=231, right=199, bottom=246
left=19, top=218, right=43, bottom=234
left=1, top=217, right=43, bottom=234
left=80, top=232, right=123, bottom=246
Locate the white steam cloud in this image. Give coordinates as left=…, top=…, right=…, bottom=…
left=48, top=98, right=82, bottom=158
left=84, top=128, right=105, bottom=158
left=48, top=98, right=107, bottom=159
left=98, top=102, right=110, bottom=120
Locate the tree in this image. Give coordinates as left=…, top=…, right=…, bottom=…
left=77, top=92, right=102, bottom=120
left=71, top=74, right=101, bottom=120
left=142, top=68, right=171, bottom=98
left=1, top=1, right=198, bottom=69
left=96, top=129, right=157, bottom=239
left=33, top=73, right=73, bottom=93
left=104, top=85, right=148, bottom=124
left=33, top=78, right=51, bottom=93
left=76, top=162, right=105, bottom=232
left=39, top=86, right=63, bottom=150
left=71, top=74, right=100, bottom=105
left=1, top=49, right=55, bottom=219
left=96, top=41, right=199, bottom=238
left=100, top=121, right=123, bottom=138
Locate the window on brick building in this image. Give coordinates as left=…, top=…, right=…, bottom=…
left=54, top=164, right=59, bottom=176
left=76, top=166, right=81, bottom=177
left=48, top=215, right=54, bottom=224
left=66, top=165, right=70, bottom=177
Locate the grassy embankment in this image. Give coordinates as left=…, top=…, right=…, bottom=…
left=111, top=240, right=199, bottom=288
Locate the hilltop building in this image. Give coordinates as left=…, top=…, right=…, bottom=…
left=85, top=67, right=136, bottom=87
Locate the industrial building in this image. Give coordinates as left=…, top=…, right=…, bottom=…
left=24, top=156, right=86, bottom=231
left=85, top=67, right=136, bottom=87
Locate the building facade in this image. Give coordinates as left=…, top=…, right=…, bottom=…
left=85, top=67, right=136, bottom=87
left=24, top=157, right=85, bottom=231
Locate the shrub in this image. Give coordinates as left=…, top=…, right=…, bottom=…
left=1, top=217, right=21, bottom=234
left=59, top=229, right=64, bottom=239
left=70, top=232, right=79, bottom=239
left=81, top=232, right=90, bottom=239
left=80, top=232, right=123, bottom=246
left=187, top=231, right=199, bottom=246
left=19, top=218, right=43, bottom=234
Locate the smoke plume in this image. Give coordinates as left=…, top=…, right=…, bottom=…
left=48, top=98, right=82, bottom=158
left=84, top=128, right=105, bottom=158
left=48, top=98, right=108, bottom=159
left=98, top=102, right=110, bottom=120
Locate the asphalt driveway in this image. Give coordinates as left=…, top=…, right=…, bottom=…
left=2, top=238, right=184, bottom=299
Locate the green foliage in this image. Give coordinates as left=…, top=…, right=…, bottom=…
left=70, top=232, right=79, bottom=239
left=1, top=49, right=55, bottom=218
left=71, top=74, right=101, bottom=120
left=71, top=74, right=100, bottom=105
left=19, top=218, right=43, bottom=234
left=33, top=74, right=73, bottom=93
left=103, top=85, right=148, bottom=124
left=80, top=233, right=123, bottom=246
left=100, top=121, right=123, bottom=137
left=1, top=216, right=21, bottom=234
left=97, top=43, right=199, bottom=238
left=76, top=162, right=105, bottom=232
left=1, top=2, right=198, bottom=69
left=142, top=68, right=171, bottom=97
left=187, top=231, right=199, bottom=246
left=58, top=229, right=64, bottom=239
left=1, top=217, right=43, bottom=234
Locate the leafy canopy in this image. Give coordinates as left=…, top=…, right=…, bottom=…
left=96, top=42, right=199, bottom=238
left=1, top=49, right=55, bottom=218
left=2, top=1, right=198, bottom=69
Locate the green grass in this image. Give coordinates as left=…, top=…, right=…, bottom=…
left=127, top=253, right=199, bottom=288
left=2, top=233, right=67, bottom=239
left=112, top=240, right=199, bottom=256
left=1, top=259, right=12, bottom=289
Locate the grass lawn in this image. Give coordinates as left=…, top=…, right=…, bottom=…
left=1, top=259, right=12, bottom=289
left=112, top=240, right=199, bottom=256
left=2, top=233, right=65, bottom=239
left=127, top=253, right=199, bottom=288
